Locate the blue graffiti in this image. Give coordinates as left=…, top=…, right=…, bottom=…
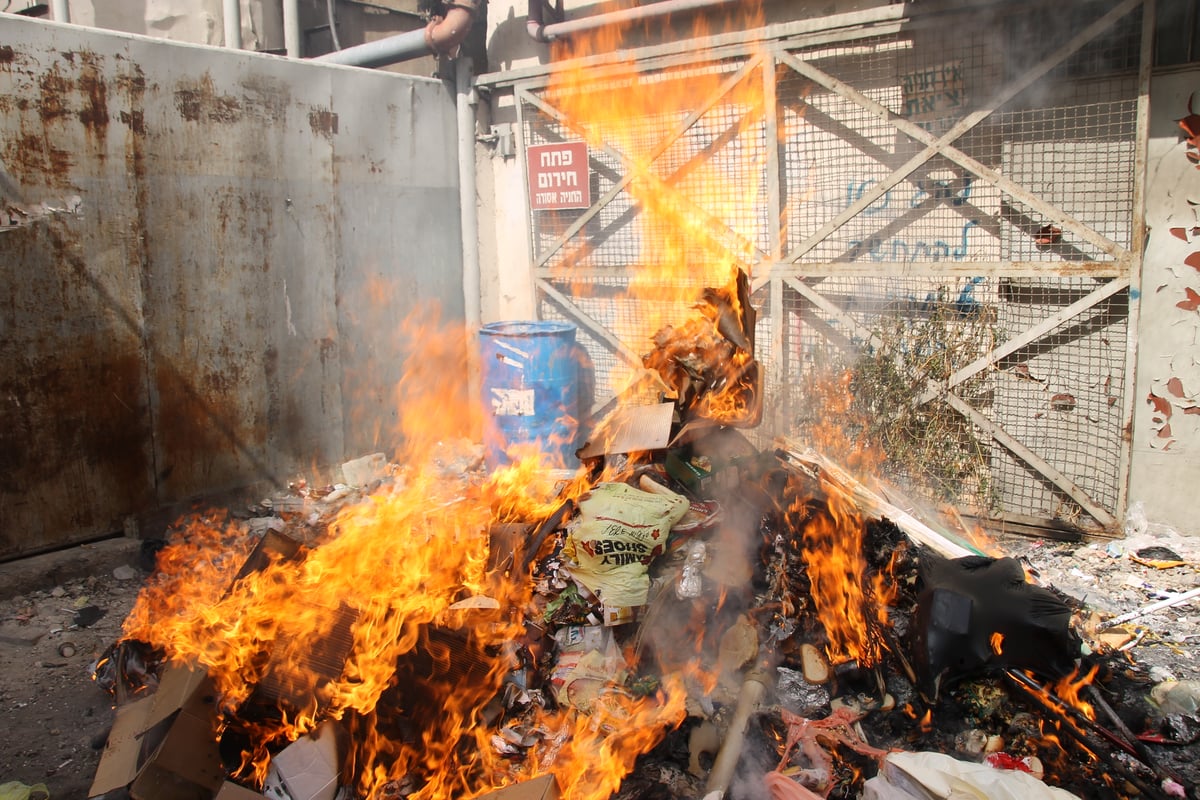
left=846, top=180, right=892, bottom=216
left=849, top=219, right=979, bottom=263
left=953, top=276, right=985, bottom=315
left=844, top=176, right=974, bottom=214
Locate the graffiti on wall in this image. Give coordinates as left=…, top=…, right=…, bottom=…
left=900, top=61, right=966, bottom=123
left=840, top=173, right=980, bottom=262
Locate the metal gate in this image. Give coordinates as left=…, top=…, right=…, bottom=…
left=515, top=0, right=1150, bottom=532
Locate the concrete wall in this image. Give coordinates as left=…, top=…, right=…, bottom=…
left=16, top=0, right=445, bottom=77
left=1128, top=69, right=1200, bottom=536
left=0, top=16, right=464, bottom=559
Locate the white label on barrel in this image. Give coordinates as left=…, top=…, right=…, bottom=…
left=491, top=388, right=535, bottom=416
left=495, top=341, right=531, bottom=361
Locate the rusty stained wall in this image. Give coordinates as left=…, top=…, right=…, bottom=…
left=0, top=18, right=464, bottom=560
left=1128, top=69, right=1200, bottom=537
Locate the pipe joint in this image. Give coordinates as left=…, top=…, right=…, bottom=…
left=425, top=0, right=481, bottom=58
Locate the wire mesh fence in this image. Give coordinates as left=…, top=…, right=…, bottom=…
left=522, top=0, right=1143, bottom=528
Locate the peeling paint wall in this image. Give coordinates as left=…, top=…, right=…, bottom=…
left=1129, top=69, right=1200, bottom=537
left=0, top=17, right=464, bottom=560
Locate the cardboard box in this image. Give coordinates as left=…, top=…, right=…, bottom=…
left=215, top=782, right=268, bottom=799
left=89, top=664, right=225, bottom=800
left=473, top=775, right=559, bottom=800
left=263, top=721, right=340, bottom=800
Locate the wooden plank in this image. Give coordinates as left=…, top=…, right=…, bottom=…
left=958, top=512, right=1088, bottom=543
left=775, top=49, right=1129, bottom=260
left=775, top=441, right=980, bottom=559
left=475, top=5, right=910, bottom=88
left=915, top=277, right=1131, bottom=405
left=521, top=56, right=767, bottom=269
left=1117, top=0, right=1154, bottom=518
left=764, top=51, right=783, bottom=262
left=535, top=278, right=643, bottom=368
left=747, top=260, right=1125, bottom=282
left=783, top=276, right=881, bottom=348
left=939, top=391, right=1118, bottom=528
left=770, top=275, right=786, bottom=434
left=780, top=0, right=1142, bottom=264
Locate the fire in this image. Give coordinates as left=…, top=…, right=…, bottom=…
left=1052, top=664, right=1098, bottom=723
left=113, top=4, right=824, bottom=798
left=795, top=370, right=886, bottom=480
left=790, top=476, right=887, bottom=667
left=542, top=3, right=769, bottom=400
left=990, top=632, right=1004, bottom=656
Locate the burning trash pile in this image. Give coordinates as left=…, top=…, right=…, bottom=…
left=87, top=269, right=1198, bottom=800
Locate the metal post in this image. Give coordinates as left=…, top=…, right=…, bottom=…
left=537, top=0, right=736, bottom=41
left=283, top=0, right=302, bottom=58
left=50, top=0, right=69, bottom=23
left=458, top=58, right=482, bottom=407
left=224, top=0, right=242, bottom=49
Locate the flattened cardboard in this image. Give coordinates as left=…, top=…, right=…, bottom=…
left=216, top=782, right=268, bottom=799
left=473, top=774, right=559, bottom=800
left=89, top=664, right=224, bottom=800
left=89, top=692, right=157, bottom=797
left=578, top=403, right=674, bottom=459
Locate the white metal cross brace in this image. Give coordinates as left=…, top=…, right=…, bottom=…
left=519, top=53, right=768, bottom=270
left=782, top=275, right=1119, bottom=528
left=778, top=0, right=1141, bottom=264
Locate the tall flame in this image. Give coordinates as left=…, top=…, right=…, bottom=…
left=543, top=2, right=768, bottom=397
left=118, top=4, right=788, bottom=797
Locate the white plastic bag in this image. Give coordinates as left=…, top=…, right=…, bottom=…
left=866, top=751, right=1081, bottom=800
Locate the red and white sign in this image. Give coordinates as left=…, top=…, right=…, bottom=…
left=527, top=142, right=590, bottom=211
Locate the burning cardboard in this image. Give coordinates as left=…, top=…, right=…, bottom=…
left=89, top=664, right=224, bottom=800
left=87, top=274, right=1195, bottom=800
left=642, top=268, right=762, bottom=430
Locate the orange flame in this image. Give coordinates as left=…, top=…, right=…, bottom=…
left=990, top=632, right=1004, bottom=656
left=1052, top=664, right=1098, bottom=723
left=115, top=2, right=809, bottom=797
left=542, top=3, right=768, bottom=399
left=794, top=476, right=889, bottom=667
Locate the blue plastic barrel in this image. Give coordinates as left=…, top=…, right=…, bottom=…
left=480, top=321, right=580, bottom=470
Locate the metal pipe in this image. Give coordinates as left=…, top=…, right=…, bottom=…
left=50, top=0, right=70, bottom=23
left=283, top=0, right=302, bottom=57
left=315, top=0, right=480, bottom=67
left=316, top=29, right=429, bottom=67
left=526, top=0, right=558, bottom=43
left=326, top=0, right=342, bottom=51
left=224, top=0, right=242, bottom=49
left=529, top=0, right=737, bottom=43
left=457, top=56, right=482, bottom=406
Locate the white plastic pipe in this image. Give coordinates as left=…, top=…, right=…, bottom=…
left=703, top=668, right=768, bottom=799
left=316, top=28, right=429, bottom=66
left=50, top=0, right=70, bottom=23
left=283, top=0, right=301, bottom=57
left=224, top=0, right=242, bottom=49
